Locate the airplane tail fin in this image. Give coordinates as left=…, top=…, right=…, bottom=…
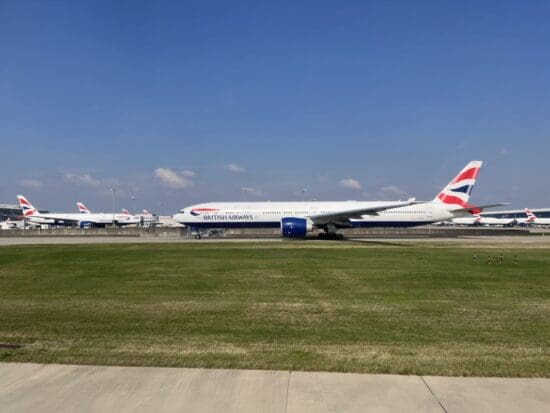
left=77, top=202, right=91, bottom=214
left=142, top=209, right=151, bottom=215
left=17, top=195, right=39, bottom=217
left=525, top=208, right=537, bottom=222
left=121, top=208, right=130, bottom=216
left=433, top=161, right=483, bottom=211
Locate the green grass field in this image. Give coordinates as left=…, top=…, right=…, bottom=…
left=0, top=242, right=548, bottom=377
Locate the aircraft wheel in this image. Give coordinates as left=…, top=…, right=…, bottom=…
left=195, top=234, right=201, bottom=240
left=336, top=233, right=344, bottom=240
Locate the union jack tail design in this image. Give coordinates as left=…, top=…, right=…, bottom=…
left=525, top=208, right=537, bottom=222
left=77, top=202, right=91, bottom=214
left=17, top=195, right=39, bottom=217
left=121, top=208, right=130, bottom=216
left=433, top=161, right=483, bottom=210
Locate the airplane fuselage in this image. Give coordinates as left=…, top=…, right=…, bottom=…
left=26, top=212, right=139, bottom=227
left=173, top=201, right=459, bottom=230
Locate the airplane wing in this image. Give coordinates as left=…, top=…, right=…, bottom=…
left=452, top=203, right=510, bottom=214
left=41, top=215, right=81, bottom=224
left=308, top=199, right=417, bottom=225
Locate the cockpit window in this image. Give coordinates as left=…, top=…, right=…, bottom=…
left=180, top=210, right=185, bottom=213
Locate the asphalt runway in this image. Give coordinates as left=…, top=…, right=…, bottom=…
left=1, top=363, right=549, bottom=413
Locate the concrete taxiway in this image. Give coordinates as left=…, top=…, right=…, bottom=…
left=1, top=363, right=549, bottom=413
left=1, top=235, right=550, bottom=247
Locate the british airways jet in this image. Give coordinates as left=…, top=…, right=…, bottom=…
left=77, top=202, right=140, bottom=225
left=173, top=161, right=503, bottom=239
left=18, top=196, right=114, bottom=227
left=452, top=214, right=515, bottom=227
left=517, top=209, right=550, bottom=226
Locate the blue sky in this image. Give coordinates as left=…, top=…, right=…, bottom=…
left=1, top=1, right=549, bottom=213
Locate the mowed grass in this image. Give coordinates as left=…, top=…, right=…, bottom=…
left=0, top=242, right=548, bottom=377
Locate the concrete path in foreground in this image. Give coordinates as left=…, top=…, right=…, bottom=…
left=0, top=363, right=548, bottom=413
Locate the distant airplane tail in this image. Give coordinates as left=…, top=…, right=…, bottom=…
left=433, top=161, right=483, bottom=212
left=142, top=209, right=151, bottom=215
left=17, top=195, right=39, bottom=217
left=121, top=208, right=130, bottom=216
left=77, top=202, right=91, bottom=214
left=525, top=208, right=537, bottom=222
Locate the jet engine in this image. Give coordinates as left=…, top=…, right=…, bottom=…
left=79, top=221, right=95, bottom=228
left=280, top=217, right=313, bottom=238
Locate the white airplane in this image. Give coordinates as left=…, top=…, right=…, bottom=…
left=77, top=202, right=140, bottom=225
left=519, top=209, right=550, bottom=226
left=120, top=208, right=141, bottom=225
left=138, top=209, right=156, bottom=226
left=452, top=213, right=515, bottom=227
left=173, top=161, right=504, bottom=239
left=17, top=196, right=114, bottom=228
left=452, top=214, right=482, bottom=226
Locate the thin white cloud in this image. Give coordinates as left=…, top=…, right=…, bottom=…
left=225, top=163, right=246, bottom=173
left=63, top=172, right=101, bottom=187
left=380, top=185, right=409, bottom=197
left=339, top=178, right=362, bottom=191
left=181, top=170, right=196, bottom=177
left=63, top=172, right=129, bottom=197
left=19, top=179, right=43, bottom=189
left=154, top=168, right=195, bottom=189
left=241, top=186, right=262, bottom=196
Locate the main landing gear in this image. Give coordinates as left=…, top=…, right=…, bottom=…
left=318, top=224, right=344, bottom=240
left=318, top=232, right=345, bottom=240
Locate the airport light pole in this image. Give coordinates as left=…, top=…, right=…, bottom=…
left=110, top=188, right=115, bottom=225
left=131, top=195, right=136, bottom=215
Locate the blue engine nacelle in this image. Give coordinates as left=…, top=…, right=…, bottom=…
left=79, top=221, right=105, bottom=228
left=280, top=217, right=313, bottom=238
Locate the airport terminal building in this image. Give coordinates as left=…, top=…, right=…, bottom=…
left=0, top=204, right=23, bottom=221
left=0, top=204, right=49, bottom=221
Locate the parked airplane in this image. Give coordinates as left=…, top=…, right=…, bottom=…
left=521, top=209, right=550, bottom=226
left=120, top=208, right=140, bottom=225
left=18, top=196, right=113, bottom=228
left=452, top=214, right=515, bottom=227
left=173, top=161, right=504, bottom=238
left=76, top=202, right=140, bottom=225
left=452, top=214, right=482, bottom=226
